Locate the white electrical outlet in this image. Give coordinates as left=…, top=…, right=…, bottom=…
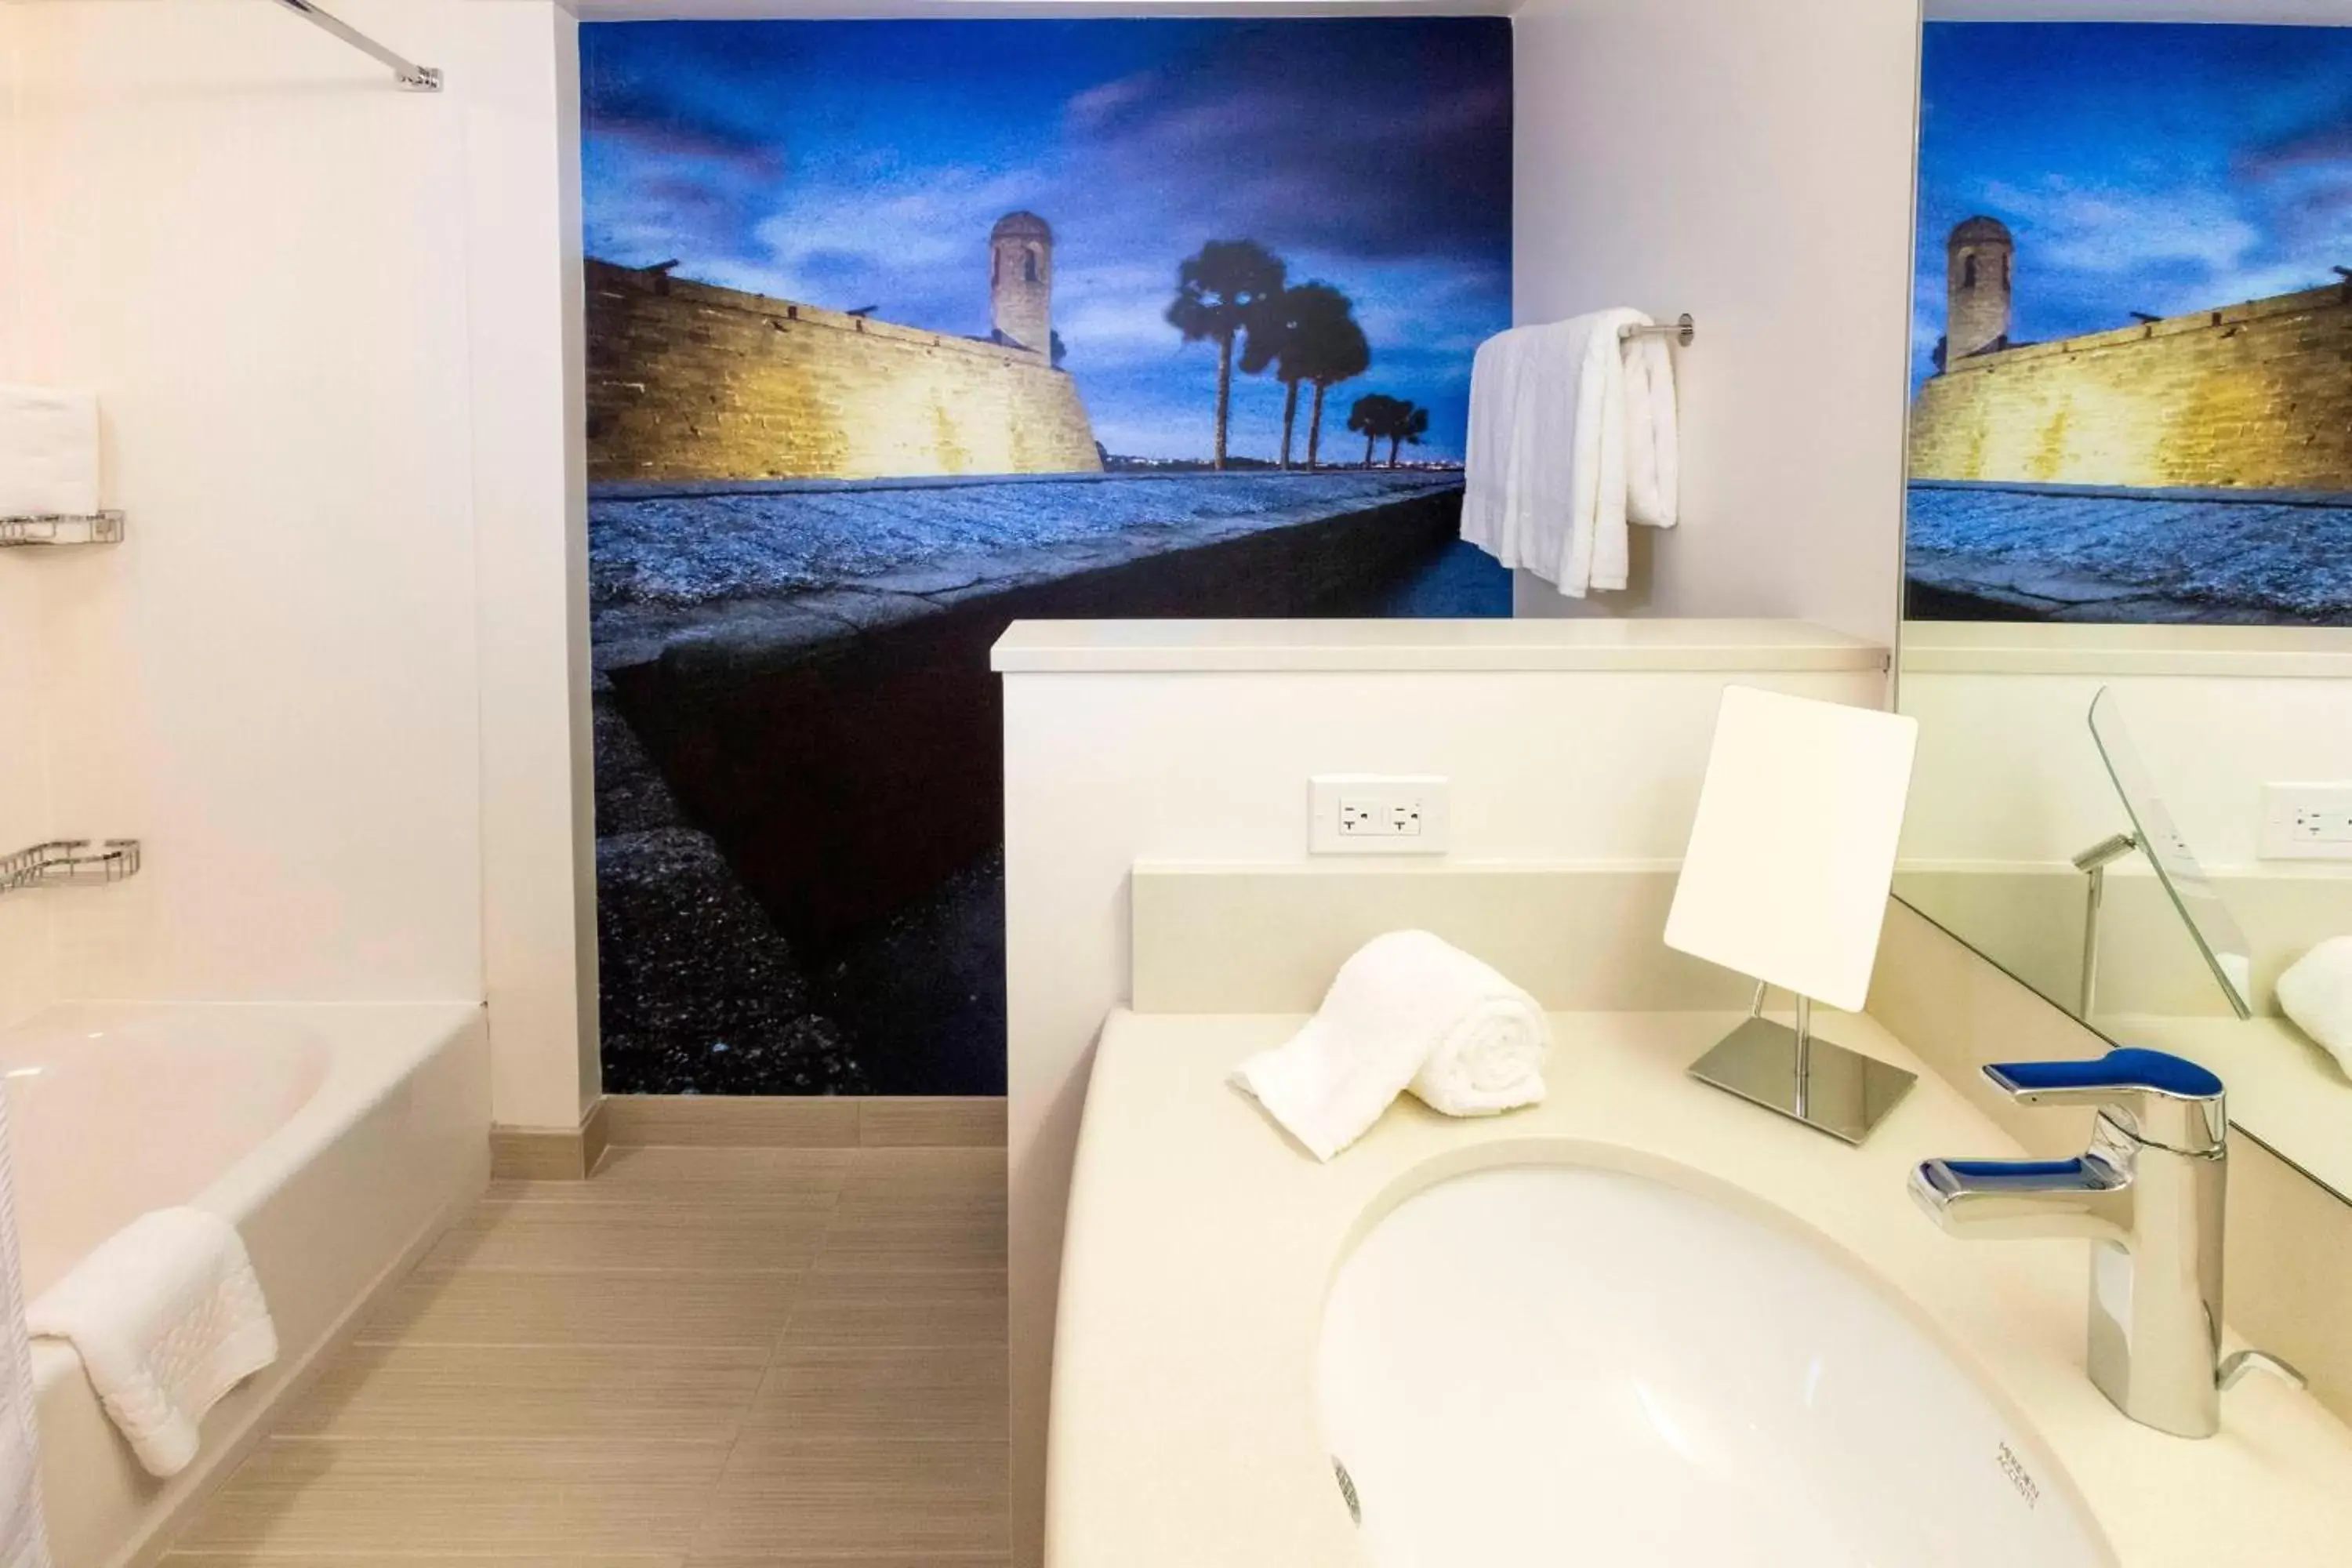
left=2260, top=784, right=2352, bottom=861
left=1310, top=775, right=1450, bottom=855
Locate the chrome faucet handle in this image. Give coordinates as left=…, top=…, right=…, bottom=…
left=1982, top=1048, right=2226, bottom=1156
left=2219, top=1348, right=2307, bottom=1394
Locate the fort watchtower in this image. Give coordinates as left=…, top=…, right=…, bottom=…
left=990, top=211, right=1054, bottom=361
left=1945, top=214, right=2014, bottom=361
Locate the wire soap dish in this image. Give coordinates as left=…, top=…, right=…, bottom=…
left=0, top=511, right=125, bottom=547
left=0, top=840, right=143, bottom=895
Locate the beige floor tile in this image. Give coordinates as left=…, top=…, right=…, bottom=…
left=173, top=1439, right=731, bottom=1556
left=742, top=1343, right=1005, bottom=1441
left=492, top=1145, right=852, bottom=1210
left=783, top=1267, right=1008, bottom=1348
left=166, top=1556, right=681, bottom=1566
left=279, top=1343, right=768, bottom=1441
left=693, top=1437, right=1008, bottom=1558
left=424, top=1202, right=830, bottom=1274
left=815, top=1211, right=1007, bottom=1270
left=358, top=1266, right=802, bottom=1350
left=691, top=1558, right=1004, bottom=1567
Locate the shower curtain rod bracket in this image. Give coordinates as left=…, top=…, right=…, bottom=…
left=270, top=0, right=444, bottom=93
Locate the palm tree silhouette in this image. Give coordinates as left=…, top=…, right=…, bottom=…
left=1167, top=240, right=1287, bottom=470
left=1346, top=394, right=1430, bottom=468
left=1240, top=282, right=1370, bottom=470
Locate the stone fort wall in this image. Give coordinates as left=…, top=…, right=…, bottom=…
left=1908, top=281, right=2352, bottom=492
left=585, top=260, right=1102, bottom=483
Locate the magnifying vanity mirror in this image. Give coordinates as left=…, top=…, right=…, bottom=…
left=1891, top=13, right=2352, bottom=1201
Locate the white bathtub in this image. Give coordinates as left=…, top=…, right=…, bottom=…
left=2, top=1002, right=489, bottom=1568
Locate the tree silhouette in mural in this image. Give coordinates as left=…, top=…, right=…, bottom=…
left=1347, top=394, right=1430, bottom=468
left=1166, top=240, right=1287, bottom=470
left=1242, top=282, right=1370, bottom=470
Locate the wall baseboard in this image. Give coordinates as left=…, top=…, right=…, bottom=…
left=488, top=1096, right=612, bottom=1180
left=600, top=1094, right=1007, bottom=1149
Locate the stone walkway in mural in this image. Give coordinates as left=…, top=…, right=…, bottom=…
left=590, top=469, right=1495, bottom=1098
left=588, top=469, right=1476, bottom=666
left=1906, top=480, right=2352, bottom=624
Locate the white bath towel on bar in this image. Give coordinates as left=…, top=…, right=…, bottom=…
left=1231, top=929, right=1552, bottom=1161
left=0, top=384, right=100, bottom=520
left=0, top=1094, right=53, bottom=1568
left=27, top=1207, right=278, bottom=1479
left=1462, top=310, right=1679, bottom=597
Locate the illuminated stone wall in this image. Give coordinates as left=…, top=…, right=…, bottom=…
left=585, top=260, right=1102, bottom=482
left=1909, top=282, right=2352, bottom=492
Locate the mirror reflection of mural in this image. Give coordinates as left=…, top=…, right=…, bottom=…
left=1907, top=23, right=2352, bottom=627
left=581, top=20, right=1512, bottom=1096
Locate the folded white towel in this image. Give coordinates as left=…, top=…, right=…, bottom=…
left=0, top=385, right=100, bottom=519
left=1461, top=311, right=1679, bottom=597
left=0, top=1095, right=53, bottom=1568
left=27, top=1208, right=278, bottom=1479
left=1231, top=930, right=1552, bottom=1161
left=2278, top=935, right=2352, bottom=1080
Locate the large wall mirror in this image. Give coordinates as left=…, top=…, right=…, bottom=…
left=1893, top=13, right=2352, bottom=1200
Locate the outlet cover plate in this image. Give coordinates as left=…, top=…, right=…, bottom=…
left=1310, top=774, right=1450, bottom=855
left=2260, top=783, right=2352, bottom=861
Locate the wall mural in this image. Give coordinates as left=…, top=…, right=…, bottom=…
left=1907, top=22, right=2352, bottom=626
left=581, top=19, right=1512, bottom=1096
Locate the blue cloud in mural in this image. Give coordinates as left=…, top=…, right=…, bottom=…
left=1915, top=22, right=2352, bottom=387
left=581, top=19, right=1512, bottom=462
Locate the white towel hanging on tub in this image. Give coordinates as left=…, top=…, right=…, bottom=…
left=27, top=1207, right=278, bottom=1478
left=0, top=1093, right=53, bottom=1568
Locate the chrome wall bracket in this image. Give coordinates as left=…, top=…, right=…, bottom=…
left=2071, top=830, right=2140, bottom=1021
left=1689, top=982, right=1918, bottom=1145
left=0, top=840, right=142, bottom=895
left=270, top=0, right=444, bottom=92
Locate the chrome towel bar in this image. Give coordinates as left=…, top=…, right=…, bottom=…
left=1620, top=314, right=1696, bottom=347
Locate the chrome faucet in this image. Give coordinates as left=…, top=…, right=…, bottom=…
left=1909, top=1049, right=2299, bottom=1439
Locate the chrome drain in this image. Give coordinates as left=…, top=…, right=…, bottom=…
left=1332, top=1456, right=1361, bottom=1526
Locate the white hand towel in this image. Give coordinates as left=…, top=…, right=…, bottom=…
left=2278, top=935, right=2352, bottom=1080
left=1461, top=311, right=1675, bottom=597
left=1621, top=328, right=1680, bottom=533
left=0, top=1094, right=53, bottom=1568
left=1231, top=930, right=1552, bottom=1161
left=27, top=1208, right=278, bottom=1479
left=0, top=386, right=100, bottom=519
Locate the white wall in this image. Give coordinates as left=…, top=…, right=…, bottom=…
left=0, top=1, right=56, bottom=1031
left=1001, top=639, right=1887, bottom=1565
left=0, top=2, right=594, bottom=1124
left=1509, top=0, right=1920, bottom=646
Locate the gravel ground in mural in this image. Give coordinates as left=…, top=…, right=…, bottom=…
left=1906, top=481, right=2352, bottom=624
left=590, top=469, right=1468, bottom=608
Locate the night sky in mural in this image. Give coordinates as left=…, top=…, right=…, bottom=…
left=583, top=19, right=1512, bottom=462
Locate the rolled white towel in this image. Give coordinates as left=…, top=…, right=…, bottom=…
left=2278, top=935, right=2352, bottom=1080
left=1231, top=930, right=1552, bottom=1161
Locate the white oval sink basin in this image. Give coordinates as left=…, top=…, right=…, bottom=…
left=1318, top=1162, right=2115, bottom=1567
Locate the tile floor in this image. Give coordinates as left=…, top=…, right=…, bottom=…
left=161, top=1141, right=1008, bottom=1566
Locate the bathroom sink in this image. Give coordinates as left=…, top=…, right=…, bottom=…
left=1317, top=1162, right=2114, bottom=1567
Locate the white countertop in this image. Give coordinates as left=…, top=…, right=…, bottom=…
left=991, top=617, right=1889, bottom=673
left=1900, top=619, right=2352, bottom=679
left=1049, top=1007, right=2352, bottom=1567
